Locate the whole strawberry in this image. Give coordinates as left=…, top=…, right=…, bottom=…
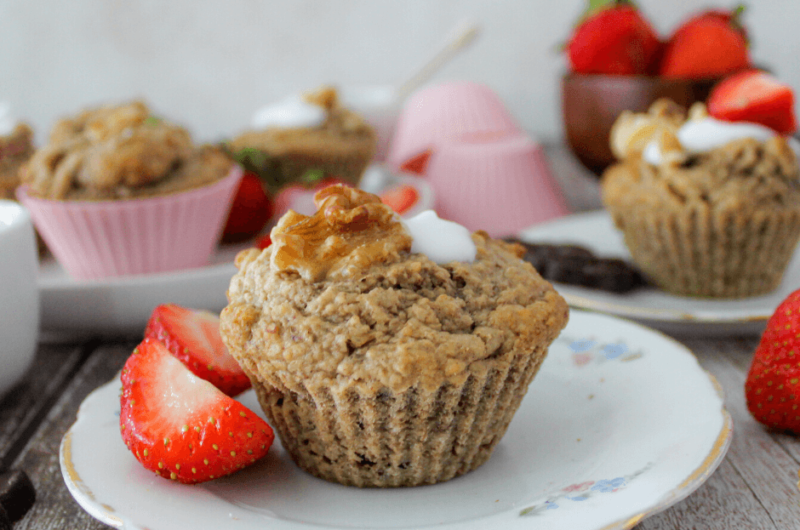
left=567, top=0, right=662, bottom=75
left=659, top=6, right=750, bottom=79
left=745, top=289, right=800, bottom=434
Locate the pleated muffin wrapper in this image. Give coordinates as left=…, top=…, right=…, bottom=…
left=253, top=340, right=552, bottom=488
left=608, top=203, right=800, bottom=298
left=17, top=165, right=242, bottom=280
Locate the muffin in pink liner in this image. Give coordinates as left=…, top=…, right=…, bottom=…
left=18, top=165, right=242, bottom=280
left=16, top=100, right=242, bottom=280
left=386, top=82, right=521, bottom=170
left=425, top=135, right=568, bottom=238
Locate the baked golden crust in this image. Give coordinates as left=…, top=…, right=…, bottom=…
left=21, top=101, right=233, bottom=201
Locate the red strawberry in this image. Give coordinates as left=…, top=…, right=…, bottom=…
left=120, top=338, right=274, bottom=484
left=222, top=170, right=273, bottom=243
left=745, top=289, right=800, bottom=434
left=380, top=184, right=420, bottom=215
left=567, top=1, right=661, bottom=75
left=708, top=70, right=797, bottom=135
left=145, top=304, right=251, bottom=397
left=399, top=150, right=432, bottom=175
left=691, top=5, right=748, bottom=42
left=659, top=14, right=750, bottom=79
left=255, top=233, right=272, bottom=250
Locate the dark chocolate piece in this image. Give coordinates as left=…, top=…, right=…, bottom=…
left=0, top=469, right=36, bottom=522
left=506, top=239, right=649, bottom=293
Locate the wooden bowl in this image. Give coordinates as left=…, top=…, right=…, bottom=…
left=561, top=74, right=719, bottom=176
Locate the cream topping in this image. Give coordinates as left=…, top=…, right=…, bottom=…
left=251, top=96, right=326, bottom=130
left=0, top=102, right=17, bottom=136
left=403, top=210, right=476, bottom=264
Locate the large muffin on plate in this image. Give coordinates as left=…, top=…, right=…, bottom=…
left=220, top=185, right=568, bottom=487
left=602, top=99, right=800, bottom=298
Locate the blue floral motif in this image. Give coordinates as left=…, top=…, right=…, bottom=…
left=569, top=339, right=596, bottom=352
left=591, top=477, right=626, bottom=492
left=545, top=501, right=558, bottom=510
left=601, top=343, right=628, bottom=359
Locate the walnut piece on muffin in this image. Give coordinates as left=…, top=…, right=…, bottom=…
left=602, top=99, right=800, bottom=298
left=21, top=101, right=233, bottom=201
left=220, top=185, right=568, bottom=487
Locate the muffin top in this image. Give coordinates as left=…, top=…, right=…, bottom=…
left=229, top=86, right=375, bottom=156
left=221, top=186, right=568, bottom=395
left=603, top=99, right=800, bottom=213
left=21, top=101, right=233, bottom=201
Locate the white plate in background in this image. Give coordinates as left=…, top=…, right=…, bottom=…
left=520, top=210, right=799, bottom=336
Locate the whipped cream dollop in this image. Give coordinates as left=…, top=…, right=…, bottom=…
left=403, top=210, right=476, bottom=264
left=251, top=96, right=326, bottom=130
left=0, top=102, right=17, bottom=136
left=644, top=117, right=785, bottom=165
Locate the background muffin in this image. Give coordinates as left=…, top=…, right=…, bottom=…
left=230, top=86, right=376, bottom=195
left=220, top=186, right=568, bottom=487
left=602, top=100, right=800, bottom=298
left=17, top=100, right=241, bottom=280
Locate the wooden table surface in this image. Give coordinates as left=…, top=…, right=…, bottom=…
left=5, top=146, right=800, bottom=529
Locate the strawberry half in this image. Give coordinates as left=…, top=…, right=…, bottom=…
left=120, top=338, right=274, bottom=484
left=745, top=289, right=800, bottom=434
left=146, top=304, right=251, bottom=397
left=708, top=70, right=798, bottom=135
left=380, top=184, right=420, bottom=215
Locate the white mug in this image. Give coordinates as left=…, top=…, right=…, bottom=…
left=0, top=200, right=39, bottom=396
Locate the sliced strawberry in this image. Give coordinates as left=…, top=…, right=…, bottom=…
left=120, top=338, right=274, bottom=484
left=222, top=170, right=273, bottom=243
left=399, top=150, right=432, bottom=175
left=145, top=304, right=251, bottom=397
left=708, top=70, right=797, bottom=134
left=380, top=184, right=420, bottom=215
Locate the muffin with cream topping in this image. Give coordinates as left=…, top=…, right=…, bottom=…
left=230, top=86, right=376, bottom=195
left=220, top=185, right=568, bottom=487
left=17, top=100, right=241, bottom=279
left=601, top=98, right=800, bottom=297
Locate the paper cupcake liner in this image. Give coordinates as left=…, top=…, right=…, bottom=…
left=253, top=341, right=550, bottom=488
left=18, top=166, right=243, bottom=280
left=387, top=82, right=521, bottom=170
left=425, top=135, right=569, bottom=237
left=608, top=204, right=800, bottom=298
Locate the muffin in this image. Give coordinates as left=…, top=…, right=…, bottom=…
left=17, top=101, right=241, bottom=279
left=601, top=99, right=800, bottom=298
left=230, top=86, right=376, bottom=195
left=220, top=185, right=569, bottom=487
left=0, top=121, right=35, bottom=201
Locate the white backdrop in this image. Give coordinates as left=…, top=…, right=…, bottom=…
left=2, top=0, right=798, bottom=144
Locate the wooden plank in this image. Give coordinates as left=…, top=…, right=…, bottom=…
left=682, top=339, right=800, bottom=530
left=0, top=343, right=89, bottom=467
left=637, top=458, right=776, bottom=530
left=12, top=342, right=133, bottom=530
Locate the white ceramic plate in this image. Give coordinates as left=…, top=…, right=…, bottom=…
left=520, top=210, right=800, bottom=336
left=61, top=310, right=731, bottom=530
left=38, top=166, right=433, bottom=339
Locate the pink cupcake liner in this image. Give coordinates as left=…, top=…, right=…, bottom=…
left=387, top=82, right=522, bottom=170
left=425, top=135, right=568, bottom=238
left=18, top=166, right=243, bottom=280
